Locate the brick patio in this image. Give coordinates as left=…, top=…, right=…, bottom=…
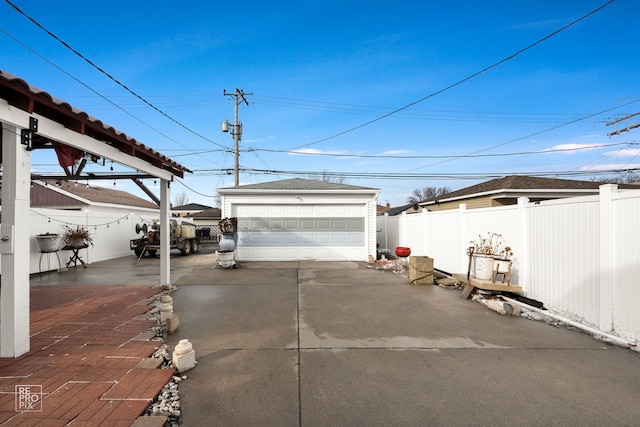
left=0, top=285, right=173, bottom=426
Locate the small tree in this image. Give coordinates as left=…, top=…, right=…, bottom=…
left=309, top=171, right=348, bottom=184
left=593, top=172, right=640, bottom=185
left=406, top=186, right=451, bottom=204
left=172, top=191, right=189, bottom=207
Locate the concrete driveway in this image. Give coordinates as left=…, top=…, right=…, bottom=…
left=163, top=258, right=640, bottom=426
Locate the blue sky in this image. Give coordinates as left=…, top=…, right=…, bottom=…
left=1, top=0, right=638, bottom=207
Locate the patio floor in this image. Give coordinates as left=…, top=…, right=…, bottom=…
left=0, top=284, right=172, bottom=426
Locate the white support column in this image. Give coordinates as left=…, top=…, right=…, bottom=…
left=160, top=180, right=171, bottom=285
left=1, top=124, right=32, bottom=357
left=599, top=184, right=617, bottom=332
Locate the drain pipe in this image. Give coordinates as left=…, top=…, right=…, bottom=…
left=500, top=295, right=637, bottom=350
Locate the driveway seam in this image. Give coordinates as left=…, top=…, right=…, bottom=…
left=296, top=266, right=303, bottom=427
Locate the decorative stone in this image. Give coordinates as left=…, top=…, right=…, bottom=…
left=166, top=313, right=180, bottom=335
left=172, top=339, right=196, bottom=373
left=160, top=302, right=173, bottom=323
left=408, top=256, right=434, bottom=285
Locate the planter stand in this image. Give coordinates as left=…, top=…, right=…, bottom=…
left=492, top=259, right=512, bottom=284
left=36, top=235, right=61, bottom=273
left=461, top=248, right=520, bottom=299
left=63, top=243, right=89, bottom=268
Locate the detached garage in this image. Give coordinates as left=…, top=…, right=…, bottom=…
left=218, top=178, right=380, bottom=261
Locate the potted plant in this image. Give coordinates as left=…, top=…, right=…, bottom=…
left=63, top=225, right=94, bottom=248
left=467, top=232, right=513, bottom=280
left=36, top=232, right=61, bottom=253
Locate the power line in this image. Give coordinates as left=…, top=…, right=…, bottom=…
left=253, top=94, right=587, bottom=122
left=249, top=141, right=636, bottom=159
left=283, top=0, right=616, bottom=151
left=4, top=0, right=229, bottom=150
left=190, top=167, right=640, bottom=181
left=404, top=98, right=640, bottom=172
left=0, top=27, right=230, bottom=170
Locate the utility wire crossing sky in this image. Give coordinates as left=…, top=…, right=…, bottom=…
left=1, top=0, right=638, bottom=206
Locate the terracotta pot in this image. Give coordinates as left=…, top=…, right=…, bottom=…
left=395, top=246, right=411, bottom=257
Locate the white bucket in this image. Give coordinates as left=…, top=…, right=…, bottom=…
left=216, top=251, right=235, bottom=268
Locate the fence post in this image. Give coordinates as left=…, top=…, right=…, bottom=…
left=422, top=208, right=428, bottom=256
left=384, top=212, right=389, bottom=251
left=459, top=203, right=467, bottom=268
left=517, top=197, right=529, bottom=291
left=598, top=184, right=617, bottom=332
left=400, top=211, right=407, bottom=247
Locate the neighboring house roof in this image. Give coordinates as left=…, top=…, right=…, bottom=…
left=172, top=203, right=213, bottom=211
left=187, top=208, right=221, bottom=219
left=376, top=203, right=391, bottom=214
left=218, top=178, right=379, bottom=193
left=29, top=180, right=159, bottom=209
left=383, top=203, right=421, bottom=216
left=416, top=175, right=638, bottom=211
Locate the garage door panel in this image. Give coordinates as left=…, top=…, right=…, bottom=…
left=300, top=219, right=314, bottom=230
left=267, top=219, right=282, bottom=230
left=316, top=219, right=331, bottom=231
left=234, top=205, right=367, bottom=261
left=239, top=231, right=363, bottom=247
left=237, top=247, right=367, bottom=261
left=283, top=219, right=298, bottom=230
left=316, top=234, right=332, bottom=245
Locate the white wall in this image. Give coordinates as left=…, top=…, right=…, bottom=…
left=0, top=206, right=159, bottom=274
left=377, top=185, right=640, bottom=343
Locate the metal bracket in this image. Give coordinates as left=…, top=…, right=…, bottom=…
left=20, top=117, right=38, bottom=151
left=0, top=225, right=15, bottom=254
left=21, top=129, right=32, bottom=150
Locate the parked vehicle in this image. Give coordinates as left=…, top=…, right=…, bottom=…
left=130, top=219, right=199, bottom=257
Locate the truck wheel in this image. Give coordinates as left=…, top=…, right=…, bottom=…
left=180, top=240, right=191, bottom=256
left=134, top=250, right=143, bottom=257
left=148, top=250, right=157, bottom=257
left=191, top=239, right=199, bottom=253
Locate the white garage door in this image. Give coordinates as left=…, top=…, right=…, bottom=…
left=233, top=204, right=366, bottom=261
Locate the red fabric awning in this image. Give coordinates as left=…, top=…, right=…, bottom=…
left=52, top=142, right=83, bottom=168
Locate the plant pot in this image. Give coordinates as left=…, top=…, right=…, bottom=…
left=472, top=254, right=494, bottom=280
left=68, top=237, right=86, bottom=248
left=493, top=259, right=512, bottom=273
left=36, top=235, right=60, bottom=252
left=395, top=246, right=411, bottom=257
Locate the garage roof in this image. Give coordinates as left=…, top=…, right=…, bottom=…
left=218, top=178, right=379, bottom=192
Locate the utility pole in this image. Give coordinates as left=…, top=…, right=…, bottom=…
left=222, top=88, right=252, bottom=186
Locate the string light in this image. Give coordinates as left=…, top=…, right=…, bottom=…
left=30, top=210, right=135, bottom=230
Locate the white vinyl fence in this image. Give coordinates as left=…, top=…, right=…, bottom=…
left=377, top=184, right=640, bottom=344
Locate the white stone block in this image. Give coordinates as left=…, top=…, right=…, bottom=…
left=173, top=339, right=196, bottom=373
